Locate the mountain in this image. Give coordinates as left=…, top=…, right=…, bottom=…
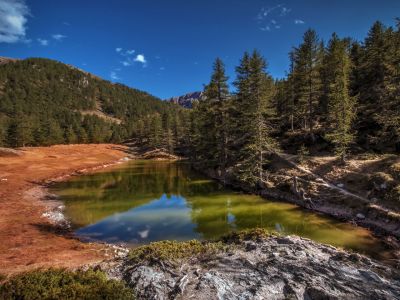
left=0, top=57, right=180, bottom=147
left=0, top=57, right=19, bottom=65
left=166, top=91, right=203, bottom=108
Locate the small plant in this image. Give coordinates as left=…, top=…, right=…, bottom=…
left=297, top=144, right=309, bottom=164
left=0, top=268, right=134, bottom=300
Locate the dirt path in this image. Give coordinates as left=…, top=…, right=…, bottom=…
left=277, top=153, right=371, bottom=203
left=0, top=144, right=129, bottom=275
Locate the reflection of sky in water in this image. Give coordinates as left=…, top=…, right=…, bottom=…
left=76, top=194, right=199, bottom=244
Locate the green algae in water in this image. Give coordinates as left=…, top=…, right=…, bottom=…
left=51, top=160, right=390, bottom=260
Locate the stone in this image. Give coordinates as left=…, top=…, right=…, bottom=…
left=118, top=235, right=400, bottom=299
left=356, top=213, right=366, bottom=220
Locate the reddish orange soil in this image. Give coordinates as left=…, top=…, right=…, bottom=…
left=0, top=144, right=128, bottom=275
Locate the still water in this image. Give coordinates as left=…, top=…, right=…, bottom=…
left=51, top=160, right=390, bottom=259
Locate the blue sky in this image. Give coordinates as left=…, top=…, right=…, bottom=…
left=1, top=0, right=399, bottom=99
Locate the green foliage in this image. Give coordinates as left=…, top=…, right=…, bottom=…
left=220, top=228, right=273, bottom=244
left=0, top=58, right=180, bottom=147
left=291, top=29, right=323, bottom=136
left=191, top=58, right=231, bottom=169
left=0, top=268, right=134, bottom=300
left=324, top=33, right=356, bottom=160
left=231, top=51, right=277, bottom=185
left=128, top=240, right=225, bottom=264
left=297, top=144, right=310, bottom=164
left=274, top=19, right=400, bottom=154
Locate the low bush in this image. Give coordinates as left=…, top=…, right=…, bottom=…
left=128, top=240, right=226, bottom=265
left=220, top=228, right=273, bottom=244
left=0, top=268, right=134, bottom=300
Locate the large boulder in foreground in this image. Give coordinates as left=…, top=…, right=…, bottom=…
left=119, top=232, right=400, bottom=300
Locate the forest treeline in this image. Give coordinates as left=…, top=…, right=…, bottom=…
left=133, top=19, right=400, bottom=186
left=0, top=58, right=184, bottom=147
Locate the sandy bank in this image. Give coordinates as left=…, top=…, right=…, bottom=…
left=0, top=144, right=129, bottom=275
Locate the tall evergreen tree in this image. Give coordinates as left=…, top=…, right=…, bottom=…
left=203, top=58, right=230, bottom=173
left=292, top=29, right=323, bottom=140
left=324, top=33, right=356, bottom=161
left=232, top=51, right=276, bottom=186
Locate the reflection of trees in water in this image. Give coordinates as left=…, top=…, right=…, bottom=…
left=53, top=161, right=219, bottom=227
left=186, top=192, right=341, bottom=241
left=52, top=161, right=385, bottom=258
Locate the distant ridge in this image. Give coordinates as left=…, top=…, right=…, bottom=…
left=167, top=91, right=203, bottom=108
left=0, top=57, right=19, bottom=65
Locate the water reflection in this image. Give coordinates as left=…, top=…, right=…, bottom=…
left=51, top=160, right=390, bottom=260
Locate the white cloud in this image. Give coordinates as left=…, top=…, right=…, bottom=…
left=52, top=34, right=66, bottom=41
left=134, top=54, right=146, bottom=64
left=0, top=0, right=30, bottom=43
left=110, top=71, right=120, bottom=81
left=116, top=48, right=142, bottom=67
left=257, top=4, right=292, bottom=32
left=37, top=38, right=48, bottom=46
left=280, top=7, right=291, bottom=16
left=260, top=25, right=271, bottom=32
left=294, top=19, right=305, bottom=25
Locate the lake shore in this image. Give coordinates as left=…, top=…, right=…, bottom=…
left=195, top=153, right=400, bottom=263
left=1, top=144, right=398, bottom=277
left=105, top=230, right=400, bottom=299
left=0, top=144, right=130, bottom=275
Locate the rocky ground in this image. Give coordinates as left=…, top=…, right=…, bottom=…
left=101, top=232, right=400, bottom=300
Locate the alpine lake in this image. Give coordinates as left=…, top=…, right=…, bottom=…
left=50, top=160, right=393, bottom=261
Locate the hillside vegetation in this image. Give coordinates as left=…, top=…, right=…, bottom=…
left=0, top=58, right=184, bottom=147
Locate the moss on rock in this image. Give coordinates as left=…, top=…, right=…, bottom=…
left=0, top=268, right=134, bottom=300
left=128, top=240, right=226, bottom=265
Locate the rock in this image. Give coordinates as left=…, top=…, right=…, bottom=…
left=337, top=183, right=344, bottom=188
left=119, top=235, right=400, bottom=299
left=356, top=213, right=366, bottom=220
left=166, top=91, right=203, bottom=108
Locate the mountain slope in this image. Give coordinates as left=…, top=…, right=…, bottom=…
left=0, top=57, right=180, bottom=147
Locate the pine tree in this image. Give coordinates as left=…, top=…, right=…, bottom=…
left=325, top=33, right=356, bottom=161
left=162, top=112, right=175, bottom=153
left=292, top=29, right=323, bottom=140
left=358, top=21, right=389, bottom=104
left=232, top=51, right=276, bottom=186
left=149, top=113, right=163, bottom=149
left=64, top=126, right=77, bottom=144
left=203, top=58, right=230, bottom=173
left=6, top=116, right=32, bottom=147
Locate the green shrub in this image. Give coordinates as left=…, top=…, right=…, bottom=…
left=129, top=240, right=225, bottom=264
left=221, top=228, right=273, bottom=244
left=0, top=268, right=134, bottom=300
